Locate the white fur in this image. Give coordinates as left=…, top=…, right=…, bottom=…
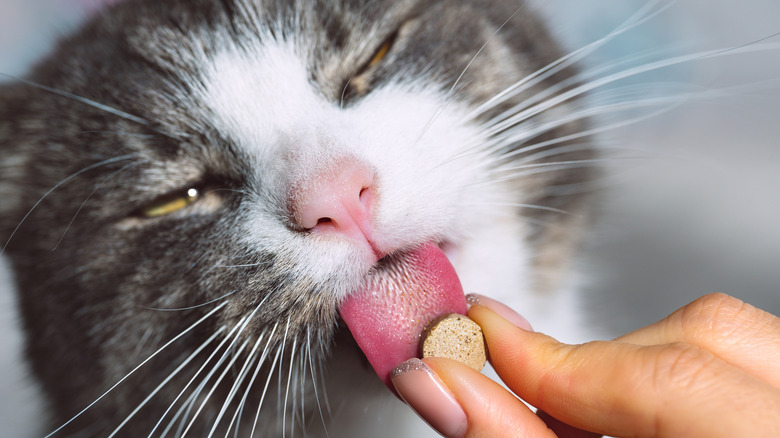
left=201, top=37, right=534, bottom=308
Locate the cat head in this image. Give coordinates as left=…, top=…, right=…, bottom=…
left=0, top=0, right=594, bottom=434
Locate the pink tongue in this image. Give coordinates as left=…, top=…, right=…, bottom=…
left=338, top=243, right=466, bottom=388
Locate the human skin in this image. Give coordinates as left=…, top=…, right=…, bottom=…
left=392, top=293, right=780, bottom=437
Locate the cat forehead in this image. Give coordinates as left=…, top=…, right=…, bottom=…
left=111, top=0, right=421, bottom=135
left=123, top=0, right=418, bottom=65
left=113, top=0, right=487, bottom=146
left=198, top=38, right=450, bottom=157
left=202, top=41, right=328, bottom=145
left=26, top=0, right=555, bottom=163
left=120, top=0, right=500, bottom=92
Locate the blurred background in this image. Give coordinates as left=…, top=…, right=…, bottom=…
left=537, top=0, right=780, bottom=337
left=2, top=0, right=780, bottom=435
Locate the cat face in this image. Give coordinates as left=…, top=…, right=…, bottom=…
left=0, top=0, right=594, bottom=435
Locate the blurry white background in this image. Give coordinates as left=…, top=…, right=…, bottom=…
left=2, top=0, right=780, bottom=436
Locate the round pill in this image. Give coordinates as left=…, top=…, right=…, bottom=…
left=420, top=314, right=486, bottom=371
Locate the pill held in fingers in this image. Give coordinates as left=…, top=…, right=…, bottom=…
left=420, top=314, right=487, bottom=371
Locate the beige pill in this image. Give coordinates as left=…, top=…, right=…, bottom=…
left=420, top=314, right=486, bottom=371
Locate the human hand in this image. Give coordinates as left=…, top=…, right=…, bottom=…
left=391, top=293, right=780, bottom=437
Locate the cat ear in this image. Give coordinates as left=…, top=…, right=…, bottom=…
left=0, top=83, right=31, bottom=240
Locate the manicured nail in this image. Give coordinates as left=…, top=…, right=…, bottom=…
left=466, top=293, right=533, bottom=331
left=391, top=358, right=467, bottom=438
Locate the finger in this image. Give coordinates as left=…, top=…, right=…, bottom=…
left=616, top=293, right=780, bottom=388
left=391, top=358, right=469, bottom=438
left=423, top=357, right=557, bottom=438
left=469, top=303, right=780, bottom=438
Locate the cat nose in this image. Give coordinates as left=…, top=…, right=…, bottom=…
left=290, top=158, right=379, bottom=253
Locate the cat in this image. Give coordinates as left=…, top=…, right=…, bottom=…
left=0, top=0, right=597, bottom=436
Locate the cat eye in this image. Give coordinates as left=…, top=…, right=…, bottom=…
left=345, top=30, right=399, bottom=98
left=363, top=30, right=398, bottom=72
left=366, top=36, right=394, bottom=69
left=140, top=187, right=200, bottom=218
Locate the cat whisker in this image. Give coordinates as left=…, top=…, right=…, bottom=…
left=297, top=338, right=308, bottom=436
left=448, top=3, right=528, bottom=96
left=44, top=302, right=226, bottom=438
left=339, top=77, right=353, bottom=109
left=227, top=322, right=280, bottom=438
left=478, top=38, right=780, bottom=146
left=306, top=327, right=330, bottom=437
left=457, top=98, right=656, bottom=178
left=487, top=93, right=687, bottom=163
left=51, top=160, right=148, bottom=251
left=477, top=56, right=688, bottom=140
left=435, top=157, right=631, bottom=197
left=316, top=347, right=332, bottom=418
left=503, top=142, right=596, bottom=167
left=140, top=289, right=239, bottom=312
left=276, top=317, right=291, bottom=429
left=166, top=378, right=205, bottom=437
left=175, top=298, right=274, bottom=436
left=180, top=339, right=251, bottom=438
left=150, top=313, right=257, bottom=437
left=72, top=129, right=157, bottom=139
left=487, top=158, right=638, bottom=185
left=299, top=347, right=308, bottom=436
left=449, top=31, right=780, bottom=185
left=414, top=2, right=527, bottom=139
left=217, top=261, right=273, bottom=268
left=206, top=336, right=262, bottom=438
left=250, top=341, right=284, bottom=438
left=0, top=73, right=151, bottom=127
left=2, top=154, right=137, bottom=256
left=435, top=88, right=685, bottom=171
left=109, top=329, right=224, bottom=438
left=410, top=1, right=528, bottom=149
left=463, top=105, right=673, bottom=177
left=282, top=336, right=298, bottom=438
left=466, top=0, right=673, bottom=122
left=435, top=82, right=687, bottom=173
left=483, top=86, right=687, bottom=145
left=461, top=202, right=572, bottom=216
left=501, top=157, right=635, bottom=174
left=160, top=317, right=252, bottom=438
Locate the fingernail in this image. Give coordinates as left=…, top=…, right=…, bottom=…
left=466, top=293, right=533, bottom=331
left=391, top=358, right=467, bottom=438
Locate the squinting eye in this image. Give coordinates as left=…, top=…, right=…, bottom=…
left=367, top=39, right=393, bottom=69
left=141, top=188, right=200, bottom=218
left=345, top=31, right=399, bottom=99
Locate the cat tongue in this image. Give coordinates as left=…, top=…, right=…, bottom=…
left=339, top=243, right=467, bottom=388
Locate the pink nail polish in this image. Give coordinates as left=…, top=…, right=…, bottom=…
left=466, top=293, right=533, bottom=331
left=391, top=358, right=468, bottom=438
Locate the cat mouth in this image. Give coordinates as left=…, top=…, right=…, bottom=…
left=338, top=242, right=467, bottom=389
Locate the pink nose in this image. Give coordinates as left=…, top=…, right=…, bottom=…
left=290, top=158, right=377, bottom=250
